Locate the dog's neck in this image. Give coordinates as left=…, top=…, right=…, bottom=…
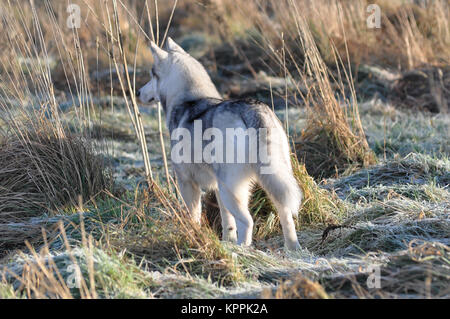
left=160, top=77, right=221, bottom=128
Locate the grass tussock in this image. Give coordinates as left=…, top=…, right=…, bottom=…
left=0, top=130, right=110, bottom=219
left=285, top=5, right=376, bottom=178
left=0, top=128, right=110, bottom=221
left=291, top=156, right=342, bottom=225
left=0, top=124, right=111, bottom=257
left=390, top=66, right=449, bottom=113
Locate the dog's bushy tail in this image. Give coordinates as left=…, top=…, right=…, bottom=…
left=257, top=161, right=302, bottom=218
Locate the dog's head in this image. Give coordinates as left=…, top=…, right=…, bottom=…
left=137, top=37, right=219, bottom=107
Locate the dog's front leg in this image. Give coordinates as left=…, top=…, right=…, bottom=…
left=178, top=179, right=202, bottom=224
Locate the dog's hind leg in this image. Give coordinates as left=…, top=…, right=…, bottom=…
left=178, top=178, right=202, bottom=224
left=258, top=171, right=301, bottom=250
left=217, top=178, right=253, bottom=247
left=271, top=198, right=300, bottom=250
left=215, top=190, right=237, bottom=243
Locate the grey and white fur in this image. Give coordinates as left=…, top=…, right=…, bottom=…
left=138, top=38, right=302, bottom=250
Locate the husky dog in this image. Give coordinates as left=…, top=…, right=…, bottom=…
left=137, top=38, right=302, bottom=250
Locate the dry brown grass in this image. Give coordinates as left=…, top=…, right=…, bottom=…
left=261, top=273, right=329, bottom=299
left=2, top=0, right=445, bottom=177
left=0, top=128, right=110, bottom=220
left=106, top=182, right=243, bottom=285
left=0, top=0, right=172, bottom=90
left=193, top=1, right=449, bottom=167
left=3, top=1, right=446, bottom=91
left=197, top=0, right=449, bottom=70
left=249, top=0, right=377, bottom=178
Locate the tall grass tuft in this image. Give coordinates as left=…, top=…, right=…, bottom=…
left=0, top=0, right=113, bottom=222
left=286, top=2, right=377, bottom=178
left=0, top=127, right=111, bottom=221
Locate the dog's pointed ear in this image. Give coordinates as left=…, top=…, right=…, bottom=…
left=150, top=41, right=168, bottom=64
left=165, top=37, right=186, bottom=54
